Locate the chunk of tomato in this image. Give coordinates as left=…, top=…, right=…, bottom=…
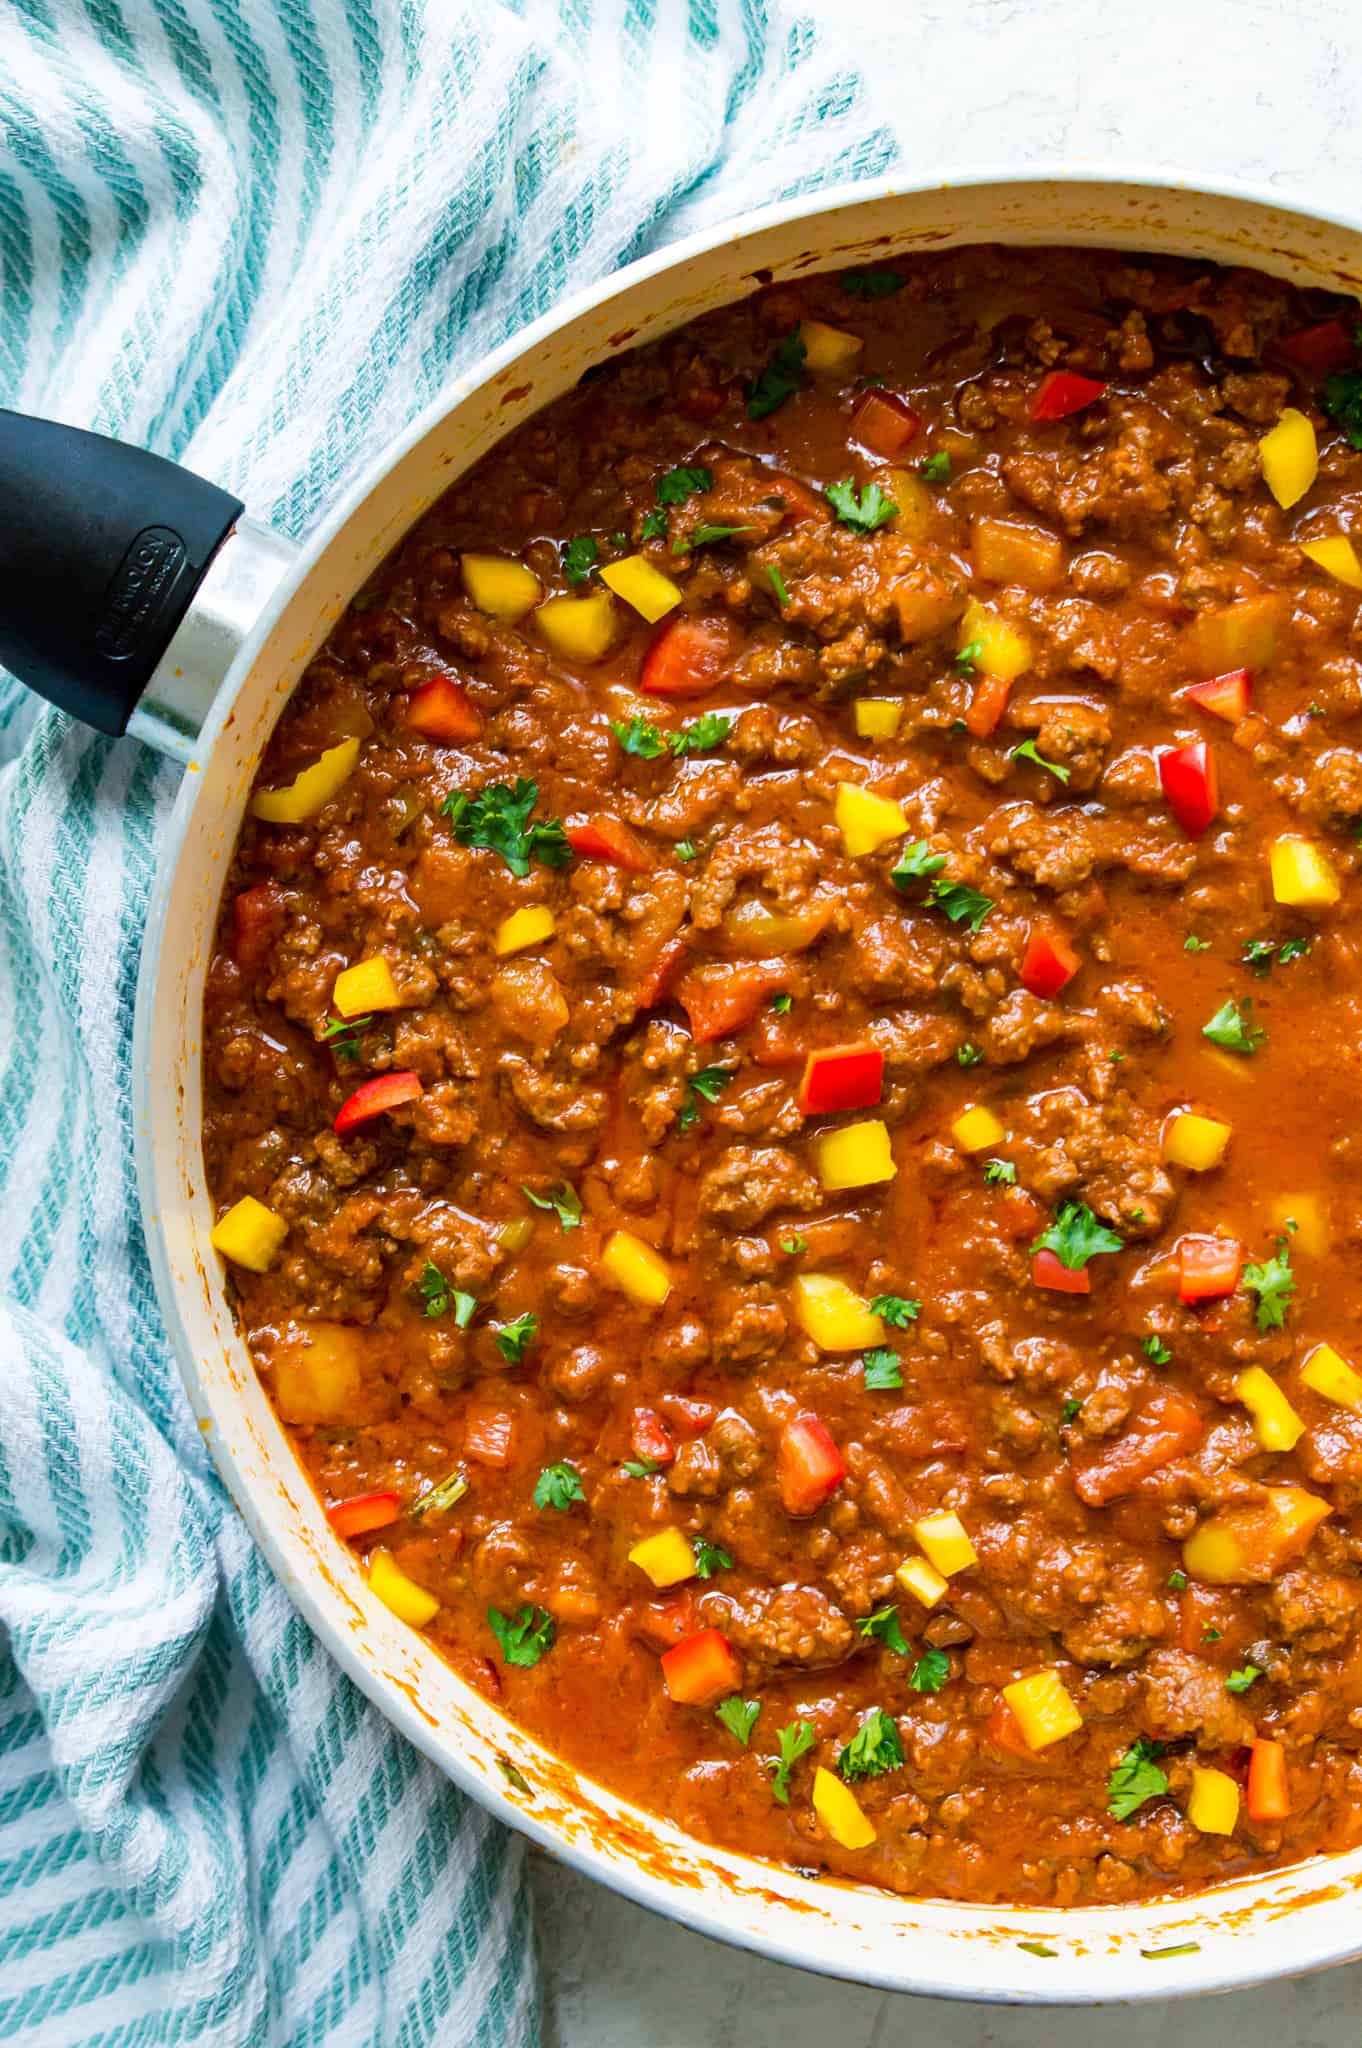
left=1158, top=741, right=1219, bottom=837
left=640, top=614, right=742, bottom=698
left=1018, top=925, right=1080, bottom=1001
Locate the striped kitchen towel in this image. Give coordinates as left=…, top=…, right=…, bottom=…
left=0, top=4, right=896, bottom=2042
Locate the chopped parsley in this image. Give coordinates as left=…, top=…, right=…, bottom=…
left=780, top=1233, right=808, bottom=1255
left=409, top=1468, right=469, bottom=1519
left=863, top=1346, right=903, bottom=1391
left=1032, top=1201, right=1124, bottom=1271
left=891, top=840, right=946, bottom=884
left=919, top=451, right=951, bottom=484
left=416, top=1261, right=477, bottom=1326
left=954, top=638, right=984, bottom=676
left=656, top=464, right=713, bottom=504
left=533, top=1462, right=585, bottom=1512
left=957, top=1041, right=983, bottom=1069
left=692, top=1537, right=733, bottom=1579
left=771, top=991, right=793, bottom=1015
left=488, top=1602, right=555, bottom=1668
left=1243, top=1240, right=1296, bottom=1331
left=1011, top=738, right=1071, bottom=785
left=1321, top=369, right=1362, bottom=449
left=521, top=1182, right=583, bottom=1231
left=1107, top=1737, right=1169, bottom=1820
left=680, top=1064, right=733, bottom=1130
left=669, top=712, right=732, bottom=755
left=765, top=1718, right=816, bottom=1804
left=870, top=1293, right=920, bottom=1327
left=675, top=522, right=752, bottom=552
left=767, top=564, right=791, bottom=608
left=640, top=507, right=668, bottom=542
left=323, top=1014, right=369, bottom=1060
left=715, top=1696, right=762, bottom=1745
left=1018, top=1941, right=1058, bottom=1959
left=620, top=1457, right=660, bottom=1479
left=840, top=268, right=906, bottom=299
left=984, top=1159, right=1016, bottom=1185
left=748, top=329, right=808, bottom=420
left=562, top=535, right=600, bottom=585
left=858, top=1605, right=911, bottom=1656
left=1242, top=938, right=1277, bottom=976
left=675, top=838, right=699, bottom=862
left=1225, top=1663, right=1263, bottom=1695
left=825, top=477, right=898, bottom=534
left=1184, top=933, right=1211, bottom=953
left=495, top=1312, right=539, bottom=1364
left=1278, top=936, right=1313, bottom=964
left=1166, top=1568, right=1187, bottom=1592
left=909, top=1648, right=951, bottom=1693
left=1061, top=1396, right=1082, bottom=1424
left=838, top=1706, right=904, bottom=1781
left=1202, top=996, right=1264, bottom=1055
left=611, top=713, right=666, bottom=758
left=442, top=778, right=571, bottom=879
left=927, top=877, right=995, bottom=932
left=1143, top=1335, right=1172, bottom=1365
left=1202, top=1625, right=1221, bottom=1642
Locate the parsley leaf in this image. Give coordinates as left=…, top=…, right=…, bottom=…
left=715, top=1696, right=762, bottom=1745
left=1061, top=1396, right=1082, bottom=1424
left=771, top=991, right=793, bottom=1015
left=1107, top=1736, right=1169, bottom=1820
left=748, top=329, right=808, bottom=420
left=1321, top=370, right=1362, bottom=449
left=621, top=1457, right=660, bottom=1479
left=1184, top=933, right=1210, bottom=953
left=1242, top=938, right=1277, bottom=976
left=840, top=268, right=906, bottom=299
left=891, top=840, right=946, bottom=885
left=1032, top=1201, right=1124, bottom=1271
left=1226, top=1663, right=1262, bottom=1694
left=417, top=1262, right=477, bottom=1326
left=1202, top=997, right=1265, bottom=1055
left=1012, top=738, right=1072, bottom=785
left=1278, top=936, right=1312, bottom=964
left=954, top=638, right=984, bottom=676
left=870, top=1293, right=920, bottom=1327
left=687, top=1065, right=732, bottom=1109
left=1144, top=1335, right=1172, bottom=1365
left=858, top=1605, right=911, bottom=1656
left=692, top=1537, right=733, bottom=1579
left=323, top=1014, right=369, bottom=1061
left=768, top=565, right=791, bottom=608
left=1167, top=1568, right=1187, bottom=1592
left=656, top=464, right=713, bottom=505
left=765, top=1718, right=816, bottom=1804
left=927, top=876, right=995, bottom=932
left=533, top=1462, right=585, bottom=1512
left=780, top=1233, right=808, bottom=1255
left=669, top=713, right=732, bottom=756
left=409, top=1468, right=469, bottom=1519
left=640, top=507, right=668, bottom=542
left=1243, top=1240, right=1296, bottom=1331
left=562, top=536, right=600, bottom=585
left=675, top=522, right=753, bottom=552
left=675, top=838, right=698, bottom=862
left=984, top=1159, right=1016, bottom=1185
left=521, top=1182, right=583, bottom=1231
left=838, top=1706, right=904, bottom=1781
left=825, top=477, right=898, bottom=535
left=496, top=1312, right=539, bottom=1364
left=957, top=1041, right=983, bottom=1069
left=611, top=714, right=666, bottom=758
left=910, top=1648, right=951, bottom=1693
left=442, top=778, right=571, bottom=879
left=488, top=1602, right=555, bottom=1668
left=919, top=451, right=951, bottom=484
left=863, top=1346, right=903, bottom=1391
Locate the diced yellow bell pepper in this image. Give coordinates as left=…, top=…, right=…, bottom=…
left=1270, top=836, right=1340, bottom=910
left=951, top=1105, right=1005, bottom=1154
left=913, top=1510, right=977, bottom=1578
left=1300, top=534, right=1362, bottom=589
left=1162, top=1112, right=1232, bottom=1172
left=1270, top=1193, right=1329, bottom=1260
left=601, top=1228, right=672, bottom=1306
left=493, top=905, right=556, bottom=956
left=250, top=737, right=360, bottom=824
left=627, top=1528, right=696, bottom=1588
left=958, top=597, right=1031, bottom=681
left=885, top=471, right=935, bottom=540
left=461, top=552, right=541, bottom=622
left=535, top=590, right=618, bottom=662
left=834, top=782, right=909, bottom=857
left=853, top=698, right=903, bottom=740
left=600, top=554, right=683, bottom=624
left=799, top=320, right=863, bottom=375
left=1187, top=1764, right=1239, bottom=1836
left=790, top=1273, right=885, bottom=1352
left=815, top=1118, right=896, bottom=1192
left=210, top=1194, right=288, bottom=1274
left=367, top=1547, right=440, bottom=1628
left=1183, top=1484, right=1332, bottom=1584
left=333, top=956, right=400, bottom=1017
left=501, top=1215, right=536, bottom=1254
left=1259, top=407, right=1318, bottom=509
left=273, top=1325, right=364, bottom=1425
left=895, top=1555, right=949, bottom=1609
left=1302, top=1342, right=1362, bottom=1411
left=1002, top=1669, right=1083, bottom=1752
left=1235, top=1365, right=1305, bottom=1452
left=812, top=1765, right=877, bottom=1849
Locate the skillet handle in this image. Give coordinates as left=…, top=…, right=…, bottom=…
left=0, top=408, right=244, bottom=739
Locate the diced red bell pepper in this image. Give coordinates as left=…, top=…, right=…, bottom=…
left=633, top=936, right=689, bottom=1011
left=334, top=1070, right=423, bottom=1136
left=659, top=1395, right=716, bottom=1440
left=405, top=672, right=482, bottom=741
left=566, top=813, right=651, bottom=871
left=1032, top=1248, right=1091, bottom=1295
left=965, top=671, right=1012, bottom=739
left=986, top=1699, right=1033, bottom=1758
left=1177, top=1234, right=1243, bottom=1304
left=640, top=614, right=742, bottom=698
left=1019, top=925, right=1081, bottom=1001
left=660, top=1627, right=742, bottom=1706
left=1278, top=318, right=1354, bottom=374
left=1070, top=1391, right=1206, bottom=1507
left=327, top=1490, right=402, bottom=1540
left=232, top=882, right=286, bottom=971
left=1183, top=669, right=1251, bottom=724
left=777, top=1414, right=846, bottom=1517
left=1158, top=741, right=1219, bottom=838
left=677, top=959, right=789, bottom=1043
left=1030, top=370, right=1107, bottom=422
left=630, top=1407, right=676, bottom=1467
left=633, top=1594, right=695, bottom=1649
left=1246, top=1738, right=1291, bottom=1821
left=796, top=1042, right=884, bottom=1115
left=851, top=388, right=922, bottom=461
left=466, top=1411, right=514, bottom=1468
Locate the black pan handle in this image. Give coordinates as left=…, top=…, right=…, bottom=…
left=0, top=409, right=244, bottom=737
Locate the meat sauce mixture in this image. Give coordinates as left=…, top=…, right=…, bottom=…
left=203, top=246, right=1362, bottom=1908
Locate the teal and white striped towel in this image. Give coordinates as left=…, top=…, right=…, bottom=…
left=0, top=5, right=896, bottom=2041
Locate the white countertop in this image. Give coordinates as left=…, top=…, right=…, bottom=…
left=537, top=0, right=1362, bottom=2035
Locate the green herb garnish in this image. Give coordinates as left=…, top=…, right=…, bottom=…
left=919, top=451, right=951, bottom=484
left=1032, top=1201, right=1123, bottom=1271
left=768, top=565, right=791, bottom=608
left=858, top=1606, right=910, bottom=1656
left=562, top=536, right=600, bottom=585
left=409, top=1469, right=469, bottom=1519
left=1225, top=1663, right=1262, bottom=1694
left=765, top=1718, right=817, bottom=1804
left=693, top=1538, right=733, bottom=1579
left=522, top=1182, right=583, bottom=1231
left=984, top=1159, right=1016, bottom=1184
left=488, top=1603, right=555, bottom=1668
left=909, top=1648, right=950, bottom=1693
left=825, top=477, right=898, bottom=534
left=1202, top=997, right=1265, bottom=1055
left=1012, top=738, right=1071, bottom=784
left=533, top=1462, right=585, bottom=1512
left=496, top=1312, right=539, bottom=1364
left=323, top=1014, right=370, bottom=1061
left=1144, top=1335, right=1172, bottom=1365
left=442, top=778, right=571, bottom=878
left=611, top=714, right=666, bottom=758
left=715, top=1696, right=762, bottom=1745
left=838, top=1706, right=904, bottom=1781
left=656, top=464, right=713, bottom=504
left=1107, top=1737, right=1169, bottom=1820
left=748, top=329, right=808, bottom=420
left=669, top=712, right=732, bottom=756
left=1321, top=369, right=1362, bottom=448
left=863, top=1346, right=903, bottom=1391
left=840, top=268, right=906, bottom=299
left=1243, top=1240, right=1295, bottom=1331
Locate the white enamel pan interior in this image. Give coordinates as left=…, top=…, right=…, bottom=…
left=135, top=170, right=1362, bottom=2003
